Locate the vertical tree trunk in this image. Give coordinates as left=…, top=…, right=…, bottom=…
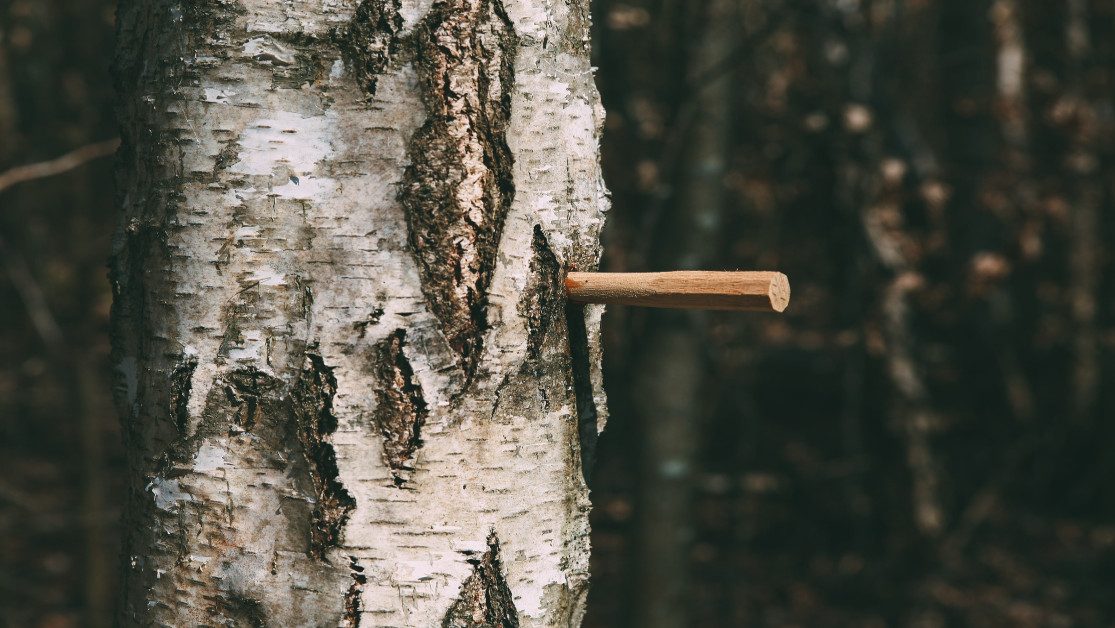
left=632, top=0, right=735, bottom=625
left=829, top=0, right=948, bottom=540
left=111, top=1, right=608, bottom=625
left=1064, top=0, right=1101, bottom=425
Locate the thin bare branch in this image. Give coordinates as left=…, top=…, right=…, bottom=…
left=0, top=138, right=119, bottom=195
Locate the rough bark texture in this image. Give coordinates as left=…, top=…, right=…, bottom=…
left=111, top=0, right=608, bottom=625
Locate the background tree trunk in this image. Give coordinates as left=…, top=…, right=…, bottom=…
left=111, top=1, right=608, bottom=625
left=631, top=0, right=736, bottom=625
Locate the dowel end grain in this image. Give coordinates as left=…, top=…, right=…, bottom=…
left=768, top=272, right=790, bottom=313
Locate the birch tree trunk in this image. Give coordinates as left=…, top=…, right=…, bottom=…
left=111, top=1, right=608, bottom=625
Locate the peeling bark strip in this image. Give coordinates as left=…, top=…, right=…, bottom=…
left=400, top=0, right=518, bottom=375
left=373, top=330, right=428, bottom=486
left=292, top=355, right=356, bottom=556
left=443, top=533, right=519, bottom=628
left=335, top=0, right=404, bottom=95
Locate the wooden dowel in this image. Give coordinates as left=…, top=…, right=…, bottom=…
left=565, top=271, right=790, bottom=313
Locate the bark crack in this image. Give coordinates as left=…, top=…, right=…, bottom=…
left=169, top=352, right=198, bottom=435
left=566, top=303, right=599, bottom=487
left=373, top=330, right=428, bottom=486
left=520, top=225, right=562, bottom=362
left=442, top=532, right=519, bottom=628
left=291, top=354, right=357, bottom=557
left=342, top=556, right=367, bottom=627
left=400, top=0, right=518, bottom=378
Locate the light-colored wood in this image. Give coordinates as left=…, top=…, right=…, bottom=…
left=565, top=271, right=790, bottom=312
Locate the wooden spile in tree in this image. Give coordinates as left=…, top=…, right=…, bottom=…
left=566, top=271, right=790, bottom=313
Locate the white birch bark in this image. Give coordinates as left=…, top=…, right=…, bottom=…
left=111, top=1, right=608, bottom=625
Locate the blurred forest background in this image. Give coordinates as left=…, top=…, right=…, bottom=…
left=3, top=0, right=1115, bottom=626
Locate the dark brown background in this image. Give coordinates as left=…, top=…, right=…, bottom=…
left=2, top=0, right=1115, bottom=626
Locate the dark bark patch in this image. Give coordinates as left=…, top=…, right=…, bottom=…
left=342, top=556, right=367, bottom=627
left=443, top=532, right=519, bottom=628
left=400, top=0, right=518, bottom=378
left=169, top=352, right=198, bottom=435
left=108, top=221, right=168, bottom=424
left=565, top=304, right=598, bottom=487
left=291, top=354, right=356, bottom=557
left=519, top=226, right=562, bottom=361
left=561, top=3, right=591, bottom=54
left=299, top=281, right=315, bottom=321
left=222, top=368, right=279, bottom=432
left=352, top=306, right=385, bottom=339
left=185, top=368, right=284, bottom=468
left=335, top=0, right=404, bottom=95
left=209, top=592, right=268, bottom=628
left=213, top=139, right=240, bottom=175
left=372, top=330, right=428, bottom=486
left=183, top=358, right=355, bottom=558
left=181, top=0, right=244, bottom=54
left=271, top=50, right=326, bottom=90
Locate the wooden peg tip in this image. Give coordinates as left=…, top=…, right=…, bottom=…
left=565, top=271, right=790, bottom=313
left=768, top=272, right=790, bottom=312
